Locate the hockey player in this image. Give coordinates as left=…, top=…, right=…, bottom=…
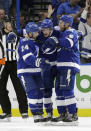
left=55, top=15, right=80, bottom=122
left=17, top=22, right=45, bottom=123
left=36, top=19, right=60, bottom=121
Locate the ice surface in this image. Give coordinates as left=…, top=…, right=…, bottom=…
left=0, top=117, right=91, bottom=131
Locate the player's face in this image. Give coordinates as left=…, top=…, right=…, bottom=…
left=59, top=20, right=66, bottom=31
left=41, top=28, right=52, bottom=37
left=28, top=32, right=32, bottom=38
left=32, top=32, right=39, bottom=39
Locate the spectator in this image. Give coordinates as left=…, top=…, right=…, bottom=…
left=37, top=11, right=48, bottom=28
left=78, top=0, right=91, bottom=64
left=20, top=10, right=27, bottom=29
left=0, top=0, right=6, bottom=10
left=0, top=8, right=5, bottom=32
left=51, top=0, right=67, bottom=26
left=57, top=0, right=83, bottom=29
left=0, top=0, right=12, bottom=15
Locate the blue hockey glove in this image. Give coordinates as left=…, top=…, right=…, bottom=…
left=6, top=32, right=17, bottom=43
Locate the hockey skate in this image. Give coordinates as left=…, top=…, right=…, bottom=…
left=21, top=113, right=29, bottom=122
left=40, top=112, right=53, bottom=126
left=62, top=112, right=79, bottom=126
left=0, top=113, right=11, bottom=122
left=50, top=113, right=67, bottom=126
left=51, top=113, right=66, bottom=122
left=63, top=112, right=78, bottom=122
left=33, top=113, right=53, bottom=126
left=34, top=114, right=45, bottom=123
left=43, top=112, right=52, bottom=122
left=21, top=113, right=28, bottom=119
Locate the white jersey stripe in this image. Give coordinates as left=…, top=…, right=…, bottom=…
left=28, top=98, right=43, bottom=104
left=43, top=98, right=52, bottom=104
left=56, top=97, right=76, bottom=106
left=23, top=52, right=33, bottom=61
left=57, top=62, right=80, bottom=69
left=17, top=68, right=41, bottom=74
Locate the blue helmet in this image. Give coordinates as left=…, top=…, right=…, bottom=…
left=25, top=22, right=34, bottom=29
left=6, top=32, right=17, bottom=43
left=41, top=19, right=53, bottom=29
left=59, top=15, right=73, bottom=26
left=25, top=22, right=39, bottom=34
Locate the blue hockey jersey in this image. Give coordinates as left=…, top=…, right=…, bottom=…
left=36, top=30, right=60, bottom=66
left=57, top=28, right=80, bottom=73
left=41, top=36, right=59, bottom=65
left=17, top=37, right=41, bottom=77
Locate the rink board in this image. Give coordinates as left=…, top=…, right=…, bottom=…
left=0, top=65, right=91, bottom=116
left=0, top=108, right=91, bottom=117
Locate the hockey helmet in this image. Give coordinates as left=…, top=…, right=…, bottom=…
left=25, top=22, right=39, bottom=34
left=59, top=15, right=73, bottom=26
left=25, top=22, right=34, bottom=29
left=41, top=19, right=53, bottom=29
